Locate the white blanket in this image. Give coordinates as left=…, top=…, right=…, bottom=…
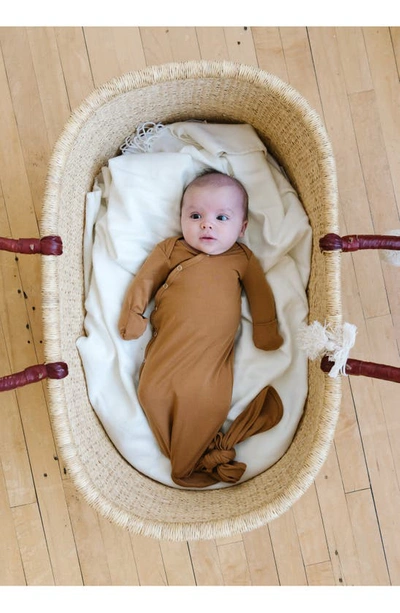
left=77, top=122, right=312, bottom=489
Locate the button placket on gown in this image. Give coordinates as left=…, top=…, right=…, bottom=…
left=143, top=253, right=208, bottom=366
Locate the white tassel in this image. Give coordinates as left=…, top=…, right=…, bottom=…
left=297, top=320, right=332, bottom=360
left=120, top=122, right=166, bottom=154
left=297, top=321, right=357, bottom=378
left=380, top=229, right=400, bottom=267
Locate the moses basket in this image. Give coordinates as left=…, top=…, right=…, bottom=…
left=6, top=61, right=345, bottom=540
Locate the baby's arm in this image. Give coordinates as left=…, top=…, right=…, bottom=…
left=118, top=244, right=171, bottom=340
left=241, top=253, right=283, bottom=351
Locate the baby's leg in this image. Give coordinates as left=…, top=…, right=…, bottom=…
left=169, top=385, right=283, bottom=488
left=138, top=353, right=283, bottom=488
left=137, top=365, right=233, bottom=483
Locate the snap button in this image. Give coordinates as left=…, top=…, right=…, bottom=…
left=163, top=283, right=168, bottom=289
left=153, top=331, right=158, bottom=337
left=177, top=265, right=183, bottom=271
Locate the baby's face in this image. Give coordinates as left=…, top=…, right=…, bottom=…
left=180, top=183, right=248, bottom=255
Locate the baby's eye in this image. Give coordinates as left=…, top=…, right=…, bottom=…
left=190, top=213, right=201, bottom=219
left=217, top=215, right=229, bottom=221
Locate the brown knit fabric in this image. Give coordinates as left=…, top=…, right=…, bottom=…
left=119, top=236, right=284, bottom=488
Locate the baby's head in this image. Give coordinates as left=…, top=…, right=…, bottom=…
left=180, top=170, right=248, bottom=255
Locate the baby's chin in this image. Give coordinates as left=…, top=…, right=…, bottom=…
left=189, top=239, right=238, bottom=256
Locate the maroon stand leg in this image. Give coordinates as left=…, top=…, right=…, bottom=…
left=321, top=356, right=400, bottom=383
left=0, top=235, right=68, bottom=391
left=319, top=233, right=400, bottom=383
left=0, top=236, right=63, bottom=255
left=0, top=363, right=69, bottom=392
left=320, top=233, right=400, bottom=253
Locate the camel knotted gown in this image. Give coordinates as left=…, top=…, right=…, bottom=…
left=119, top=237, right=284, bottom=488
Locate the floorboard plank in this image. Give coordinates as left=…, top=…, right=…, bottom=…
left=280, top=27, right=323, bottom=116
left=97, top=515, right=140, bottom=586
left=363, top=27, right=400, bottom=216
left=55, top=27, right=95, bottom=110
left=196, top=28, right=229, bottom=61
left=242, top=526, right=280, bottom=585
left=224, top=27, right=258, bottom=65
left=336, top=27, right=373, bottom=93
left=63, top=479, right=109, bottom=586
left=12, top=503, right=54, bottom=586
left=162, top=27, right=201, bottom=62
left=217, top=540, right=252, bottom=585
left=129, top=534, right=168, bottom=586
left=159, top=541, right=196, bottom=586
left=0, top=27, right=51, bottom=219
left=292, top=484, right=330, bottom=566
left=346, top=489, right=390, bottom=585
left=140, top=27, right=175, bottom=66
left=306, top=561, right=336, bottom=586
left=252, top=27, right=288, bottom=81
left=0, top=462, right=26, bottom=585
left=26, top=27, right=72, bottom=148
left=267, top=509, right=308, bottom=585
left=84, top=27, right=146, bottom=87
left=314, top=446, right=362, bottom=585
left=188, top=540, right=225, bottom=585
left=390, top=27, right=400, bottom=77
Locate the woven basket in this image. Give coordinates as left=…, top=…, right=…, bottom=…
left=41, top=60, right=341, bottom=541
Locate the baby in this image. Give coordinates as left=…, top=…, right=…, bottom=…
left=118, top=170, right=284, bottom=488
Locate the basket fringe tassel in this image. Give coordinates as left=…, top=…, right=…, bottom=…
left=120, top=121, right=166, bottom=154
left=297, top=321, right=357, bottom=377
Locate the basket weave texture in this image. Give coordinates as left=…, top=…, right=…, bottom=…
left=41, top=60, right=341, bottom=541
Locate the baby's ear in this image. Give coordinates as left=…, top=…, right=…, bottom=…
left=239, top=220, right=248, bottom=237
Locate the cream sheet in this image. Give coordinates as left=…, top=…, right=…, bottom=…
left=77, top=122, right=312, bottom=489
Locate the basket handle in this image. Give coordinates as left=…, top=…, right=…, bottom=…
left=320, top=233, right=400, bottom=253
left=0, top=363, right=68, bottom=392
left=0, top=236, right=63, bottom=255
left=321, top=356, right=400, bottom=383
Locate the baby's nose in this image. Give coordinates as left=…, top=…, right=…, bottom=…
left=201, top=220, right=213, bottom=229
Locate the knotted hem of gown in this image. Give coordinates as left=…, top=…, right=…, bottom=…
left=171, top=385, right=284, bottom=488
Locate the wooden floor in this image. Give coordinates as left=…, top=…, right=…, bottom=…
left=0, top=26, right=400, bottom=588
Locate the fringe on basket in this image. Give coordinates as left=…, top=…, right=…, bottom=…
left=380, top=229, right=400, bottom=267
left=120, top=121, right=166, bottom=154
left=297, top=321, right=357, bottom=378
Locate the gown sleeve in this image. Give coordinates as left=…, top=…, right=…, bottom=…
left=118, top=243, right=171, bottom=340
left=241, top=252, right=284, bottom=351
